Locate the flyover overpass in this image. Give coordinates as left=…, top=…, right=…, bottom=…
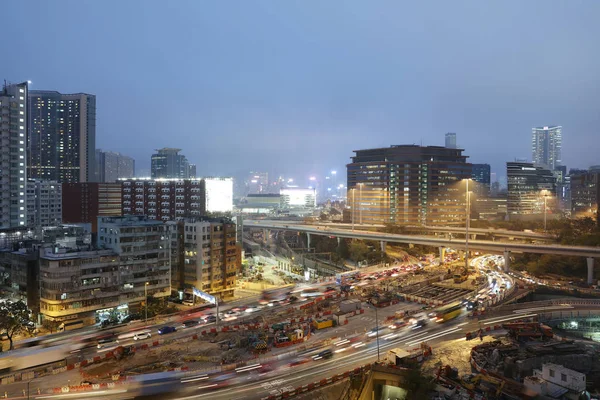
left=246, top=220, right=600, bottom=283
left=250, top=219, right=554, bottom=241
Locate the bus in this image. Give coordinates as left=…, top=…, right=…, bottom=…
left=433, top=302, right=463, bottom=323
left=259, top=284, right=295, bottom=304
left=298, top=288, right=323, bottom=298
left=58, top=320, right=84, bottom=332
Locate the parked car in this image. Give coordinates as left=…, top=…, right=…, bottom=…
left=158, top=326, right=177, bottom=335
left=203, top=315, right=217, bottom=323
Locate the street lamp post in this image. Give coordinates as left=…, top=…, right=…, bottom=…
left=144, top=282, right=149, bottom=322
left=352, top=188, right=356, bottom=231
left=465, top=179, right=471, bottom=271
left=543, top=195, right=548, bottom=231
left=359, top=183, right=363, bottom=225
left=374, top=304, right=380, bottom=362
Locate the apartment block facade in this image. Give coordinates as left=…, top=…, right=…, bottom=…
left=121, top=179, right=206, bottom=221
left=28, top=90, right=96, bottom=183
left=0, top=81, right=28, bottom=228
left=62, top=183, right=122, bottom=232
left=171, top=217, right=238, bottom=299
left=97, top=215, right=171, bottom=305
left=26, top=179, right=62, bottom=228
left=507, top=162, right=556, bottom=218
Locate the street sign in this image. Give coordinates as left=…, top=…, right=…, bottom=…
left=193, top=287, right=216, bottom=304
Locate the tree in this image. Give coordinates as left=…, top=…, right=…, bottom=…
left=349, top=240, right=369, bottom=263
left=337, top=238, right=350, bottom=260
left=0, top=301, right=35, bottom=350
left=42, top=319, right=61, bottom=334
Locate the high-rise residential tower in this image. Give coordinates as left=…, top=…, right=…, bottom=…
left=445, top=132, right=457, bottom=149
left=96, top=150, right=135, bottom=182
left=532, top=126, right=562, bottom=171
left=151, top=148, right=190, bottom=179
left=0, top=81, right=28, bottom=228
left=347, top=145, right=472, bottom=226
left=28, top=91, right=96, bottom=183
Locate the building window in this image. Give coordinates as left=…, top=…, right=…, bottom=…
left=561, top=373, right=567, bottom=382
left=549, top=369, right=555, bottom=378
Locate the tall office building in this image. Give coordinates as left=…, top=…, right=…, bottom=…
left=532, top=126, right=562, bottom=171
left=445, top=133, right=457, bottom=149
left=507, top=162, right=556, bottom=218
left=570, top=170, right=599, bottom=221
left=0, top=81, right=28, bottom=228
left=151, top=148, right=190, bottom=179
left=347, top=145, right=472, bottom=226
left=188, top=164, right=196, bottom=179
left=62, top=183, right=122, bottom=232
left=471, top=163, right=491, bottom=196
left=28, top=91, right=96, bottom=183
left=96, top=150, right=135, bottom=182
left=26, top=180, right=62, bottom=228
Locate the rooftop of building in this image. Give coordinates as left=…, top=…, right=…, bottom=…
left=247, top=193, right=281, bottom=198
left=533, top=125, right=562, bottom=130
left=153, top=148, right=182, bottom=154
left=352, top=144, right=466, bottom=153
left=98, top=215, right=165, bottom=226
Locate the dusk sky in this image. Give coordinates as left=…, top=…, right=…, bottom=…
left=5, top=1, right=600, bottom=184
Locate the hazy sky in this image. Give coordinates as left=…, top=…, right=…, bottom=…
left=5, top=1, right=600, bottom=184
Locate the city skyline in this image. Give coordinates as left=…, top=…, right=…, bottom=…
left=2, top=2, right=599, bottom=181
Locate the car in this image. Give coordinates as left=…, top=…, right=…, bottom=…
left=183, top=300, right=194, bottom=306
left=133, top=331, right=151, bottom=340
left=288, top=357, right=311, bottom=367
left=203, top=315, right=217, bottom=323
left=181, top=319, right=200, bottom=328
left=97, top=337, right=117, bottom=348
left=315, top=349, right=333, bottom=360
left=158, top=326, right=177, bottom=335
left=121, top=314, right=141, bottom=324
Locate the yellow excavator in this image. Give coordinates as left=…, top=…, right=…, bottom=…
left=461, top=373, right=505, bottom=397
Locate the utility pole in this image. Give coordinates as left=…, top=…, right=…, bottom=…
left=465, top=179, right=470, bottom=272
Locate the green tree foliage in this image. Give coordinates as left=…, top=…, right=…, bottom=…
left=337, top=238, right=350, bottom=260
left=349, top=240, right=370, bottom=263
left=42, top=319, right=61, bottom=334
left=0, top=301, right=35, bottom=350
left=402, top=366, right=436, bottom=399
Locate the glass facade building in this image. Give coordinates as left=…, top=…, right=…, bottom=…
left=532, top=126, right=562, bottom=171
left=151, top=148, right=190, bottom=179
left=507, top=162, right=556, bottom=218
left=347, top=145, right=472, bottom=226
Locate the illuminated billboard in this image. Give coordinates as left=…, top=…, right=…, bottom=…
left=205, top=177, right=233, bottom=213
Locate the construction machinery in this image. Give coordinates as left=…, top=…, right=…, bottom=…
left=461, top=373, right=505, bottom=398
left=503, top=322, right=553, bottom=341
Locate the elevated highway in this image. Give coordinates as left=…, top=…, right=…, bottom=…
left=246, top=220, right=600, bottom=283
left=250, top=219, right=555, bottom=241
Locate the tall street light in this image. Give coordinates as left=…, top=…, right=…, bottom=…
left=352, top=188, right=356, bottom=231
left=144, top=282, right=149, bottom=322
left=542, top=191, right=549, bottom=231
left=464, top=179, right=471, bottom=272
left=359, top=183, right=364, bottom=225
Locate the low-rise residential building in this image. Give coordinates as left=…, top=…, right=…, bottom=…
left=97, top=215, right=171, bottom=305
left=39, top=247, right=121, bottom=325
left=171, top=217, right=238, bottom=300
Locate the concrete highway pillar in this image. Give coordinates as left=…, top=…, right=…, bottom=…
left=263, top=229, right=270, bottom=244
left=587, top=257, right=595, bottom=285
left=503, top=250, right=511, bottom=272
left=337, top=237, right=341, bottom=245
left=306, top=232, right=311, bottom=250
left=380, top=241, right=387, bottom=254
left=439, top=247, right=445, bottom=264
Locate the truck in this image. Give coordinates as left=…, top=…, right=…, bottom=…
left=0, top=344, right=69, bottom=373
left=339, top=299, right=362, bottom=314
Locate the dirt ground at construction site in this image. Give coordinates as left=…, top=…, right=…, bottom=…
left=422, top=335, right=496, bottom=377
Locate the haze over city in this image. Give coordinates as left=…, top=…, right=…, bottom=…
left=3, top=1, right=600, bottom=181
